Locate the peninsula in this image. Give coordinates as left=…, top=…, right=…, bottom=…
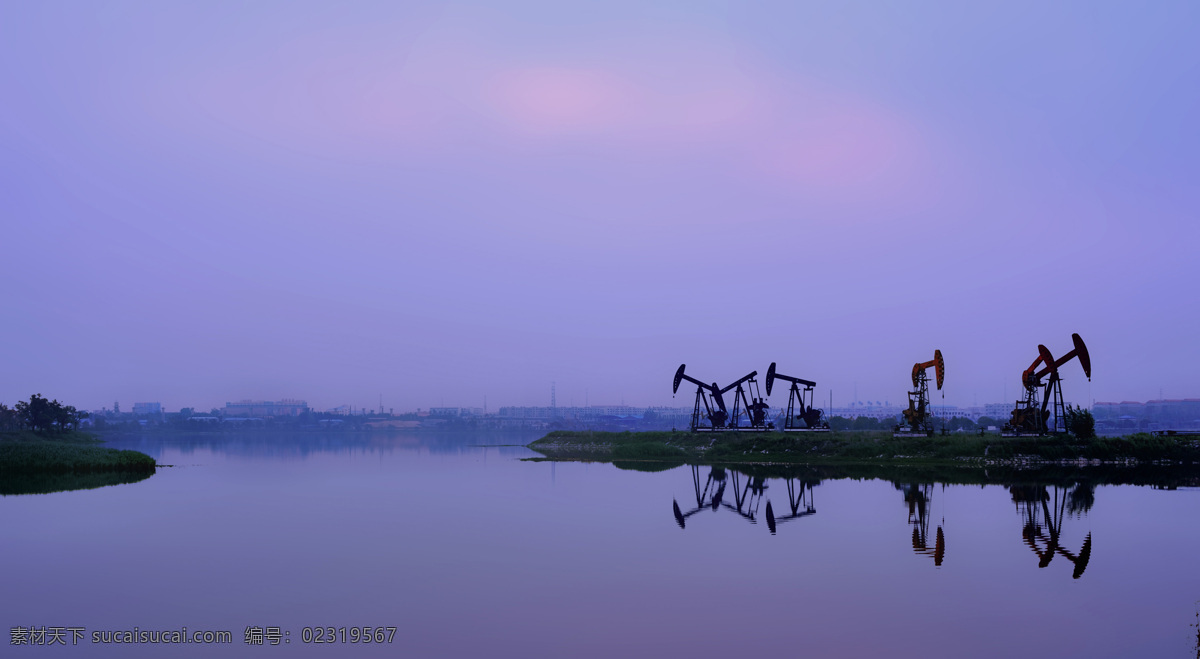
left=0, top=430, right=157, bottom=495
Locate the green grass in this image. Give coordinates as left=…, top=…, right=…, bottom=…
left=0, top=431, right=157, bottom=475
left=528, top=430, right=1200, bottom=466
left=610, top=441, right=690, bottom=460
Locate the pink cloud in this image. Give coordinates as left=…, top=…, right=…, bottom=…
left=753, top=95, right=934, bottom=211
left=486, top=67, right=635, bottom=134
left=144, top=23, right=941, bottom=215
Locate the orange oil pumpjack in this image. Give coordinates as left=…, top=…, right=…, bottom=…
left=900, top=350, right=944, bottom=435
left=1006, top=333, right=1091, bottom=435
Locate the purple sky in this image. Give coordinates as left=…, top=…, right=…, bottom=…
left=2, top=1, right=1198, bottom=413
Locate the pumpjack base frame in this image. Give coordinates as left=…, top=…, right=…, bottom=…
left=692, top=427, right=772, bottom=433
left=1000, top=432, right=1048, bottom=438
left=893, top=430, right=934, bottom=438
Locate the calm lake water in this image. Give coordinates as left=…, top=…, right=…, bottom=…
left=4, top=431, right=1200, bottom=658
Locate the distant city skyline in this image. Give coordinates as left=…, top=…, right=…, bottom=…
left=3, top=2, right=1196, bottom=412
left=88, top=390, right=1195, bottom=419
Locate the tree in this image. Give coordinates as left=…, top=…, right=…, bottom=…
left=976, top=416, right=1001, bottom=429
left=12, top=394, right=83, bottom=433
left=945, top=416, right=977, bottom=432
left=0, top=403, right=17, bottom=431
left=16, top=394, right=54, bottom=431
left=56, top=404, right=84, bottom=431
left=852, top=415, right=881, bottom=431
left=1065, top=405, right=1096, bottom=439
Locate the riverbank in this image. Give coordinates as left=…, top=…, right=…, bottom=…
left=0, top=431, right=157, bottom=475
left=527, top=430, right=1200, bottom=467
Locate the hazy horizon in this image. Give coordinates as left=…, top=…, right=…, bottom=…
left=3, top=2, right=1197, bottom=413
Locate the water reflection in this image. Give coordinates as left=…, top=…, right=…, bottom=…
left=725, top=470, right=768, bottom=525
left=670, top=464, right=1109, bottom=578
left=1010, top=484, right=1093, bottom=579
left=0, top=470, right=154, bottom=496
left=765, top=479, right=816, bottom=535
left=897, top=483, right=945, bottom=566
left=103, top=429, right=542, bottom=461
left=7, top=432, right=1197, bottom=657
left=672, top=466, right=726, bottom=529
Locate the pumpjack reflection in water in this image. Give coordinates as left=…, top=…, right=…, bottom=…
left=896, top=483, right=945, bottom=566
left=672, top=466, right=768, bottom=529
left=765, top=479, right=816, bottom=535
left=672, top=466, right=726, bottom=529
left=723, top=470, right=768, bottom=525
left=1009, top=484, right=1093, bottom=579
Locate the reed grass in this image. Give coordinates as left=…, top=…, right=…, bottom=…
left=0, top=431, right=156, bottom=475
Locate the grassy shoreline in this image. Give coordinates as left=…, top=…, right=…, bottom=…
left=0, top=430, right=157, bottom=475
left=527, top=430, right=1200, bottom=468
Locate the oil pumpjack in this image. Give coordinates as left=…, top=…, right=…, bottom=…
left=1004, top=333, right=1091, bottom=436
left=724, top=370, right=771, bottom=430
left=673, top=365, right=771, bottom=432
left=673, top=364, right=728, bottom=431
left=765, top=362, right=828, bottom=431
left=896, top=350, right=944, bottom=436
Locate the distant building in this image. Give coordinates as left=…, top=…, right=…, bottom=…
left=496, top=405, right=691, bottom=420
left=223, top=399, right=309, bottom=417
left=983, top=403, right=1013, bottom=419
left=829, top=403, right=903, bottom=421
left=930, top=404, right=971, bottom=419
left=132, top=402, right=162, bottom=416
left=1093, top=399, right=1200, bottom=430
left=187, top=416, right=220, bottom=424
left=428, top=407, right=487, bottom=418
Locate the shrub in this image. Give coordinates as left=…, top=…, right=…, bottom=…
left=1065, top=405, right=1096, bottom=439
